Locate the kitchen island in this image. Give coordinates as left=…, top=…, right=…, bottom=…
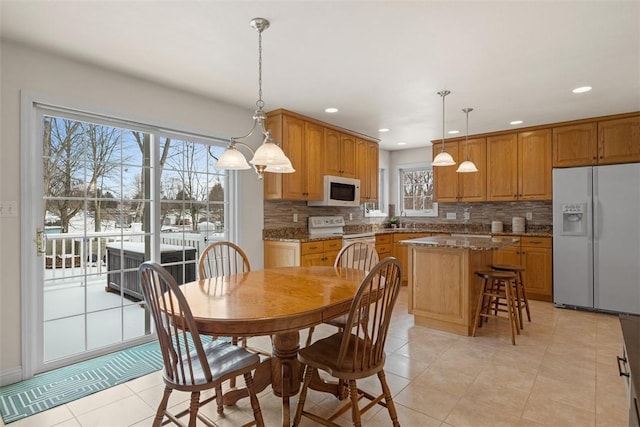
left=401, top=235, right=519, bottom=336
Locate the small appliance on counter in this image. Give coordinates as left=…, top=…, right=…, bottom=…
left=491, top=221, right=503, bottom=233
left=512, top=217, right=525, bottom=233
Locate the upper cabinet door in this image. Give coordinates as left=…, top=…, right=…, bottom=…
left=324, top=129, right=342, bottom=177
left=281, top=115, right=306, bottom=200
left=366, top=140, right=379, bottom=202
left=487, top=133, right=518, bottom=201
left=356, top=139, right=380, bottom=202
left=324, top=130, right=357, bottom=178
left=553, top=122, right=597, bottom=167
left=459, top=137, right=487, bottom=202
left=433, top=140, right=460, bottom=202
left=598, top=116, right=640, bottom=164
left=340, top=134, right=357, bottom=178
left=304, top=121, right=325, bottom=201
left=518, top=129, right=552, bottom=200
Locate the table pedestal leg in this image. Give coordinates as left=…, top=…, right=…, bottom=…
left=271, top=331, right=300, bottom=427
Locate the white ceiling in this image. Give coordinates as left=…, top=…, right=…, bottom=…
left=1, top=1, right=639, bottom=151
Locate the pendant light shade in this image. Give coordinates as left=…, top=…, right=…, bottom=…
left=213, top=17, right=294, bottom=179
left=456, top=159, right=479, bottom=173
left=456, top=107, right=479, bottom=173
left=432, top=90, right=456, bottom=167
left=432, top=151, right=456, bottom=166
left=249, top=135, right=291, bottom=167
left=215, top=145, right=252, bottom=170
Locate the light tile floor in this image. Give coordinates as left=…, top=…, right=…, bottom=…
left=2, top=288, right=629, bottom=426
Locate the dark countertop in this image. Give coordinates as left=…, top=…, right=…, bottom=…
left=263, top=226, right=551, bottom=243
left=399, top=235, right=520, bottom=250
left=620, top=314, right=640, bottom=399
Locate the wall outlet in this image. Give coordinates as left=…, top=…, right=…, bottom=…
left=526, top=212, right=533, bottom=220
left=0, top=201, right=18, bottom=217
left=446, top=212, right=456, bottom=220
left=349, top=213, right=353, bottom=221
left=293, top=213, right=298, bottom=223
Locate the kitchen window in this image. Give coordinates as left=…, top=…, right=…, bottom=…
left=399, top=166, right=438, bottom=217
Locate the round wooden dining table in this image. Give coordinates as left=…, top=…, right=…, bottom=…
left=176, top=265, right=367, bottom=427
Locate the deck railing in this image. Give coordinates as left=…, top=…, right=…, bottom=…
left=43, top=230, right=223, bottom=278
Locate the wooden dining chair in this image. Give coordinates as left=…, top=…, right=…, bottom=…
left=138, top=261, right=264, bottom=427
left=293, top=257, right=403, bottom=427
left=198, top=241, right=251, bottom=280
left=305, top=242, right=380, bottom=348
left=198, top=241, right=271, bottom=387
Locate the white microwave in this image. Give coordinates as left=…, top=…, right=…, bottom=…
left=308, top=175, right=361, bottom=207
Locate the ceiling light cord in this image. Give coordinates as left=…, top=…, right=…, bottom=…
left=213, top=18, right=294, bottom=178
left=432, top=90, right=456, bottom=166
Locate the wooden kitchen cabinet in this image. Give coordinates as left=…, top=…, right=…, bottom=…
left=598, top=116, right=640, bottom=164
left=264, top=239, right=341, bottom=268
left=357, top=138, right=379, bottom=202
left=265, top=109, right=378, bottom=201
left=434, top=138, right=486, bottom=202
left=487, top=129, right=551, bottom=201
left=553, top=115, right=640, bottom=167
left=264, top=113, right=323, bottom=201
left=301, top=239, right=341, bottom=267
left=393, top=232, right=430, bottom=284
left=553, top=122, right=598, bottom=167
left=493, top=236, right=552, bottom=302
left=375, top=233, right=393, bottom=258
left=324, top=129, right=357, bottom=178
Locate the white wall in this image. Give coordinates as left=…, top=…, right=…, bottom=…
left=0, top=40, right=265, bottom=381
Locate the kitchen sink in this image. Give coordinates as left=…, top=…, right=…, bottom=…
left=450, top=233, right=492, bottom=238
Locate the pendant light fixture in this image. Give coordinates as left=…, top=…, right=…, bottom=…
left=432, top=90, right=456, bottom=166
left=214, top=17, right=294, bottom=179
left=456, top=108, right=479, bottom=173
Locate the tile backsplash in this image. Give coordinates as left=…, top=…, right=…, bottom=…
left=264, top=200, right=552, bottom=231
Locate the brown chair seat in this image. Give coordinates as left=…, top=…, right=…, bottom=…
left=138, top=261, right=264, bottom=427
left=293, top=257, right=402, bottom=427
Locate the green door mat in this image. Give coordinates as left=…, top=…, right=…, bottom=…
left=0, top=336, right=219, bottom=424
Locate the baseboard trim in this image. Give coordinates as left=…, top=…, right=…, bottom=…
left=0, top=367, right=23, bottom=386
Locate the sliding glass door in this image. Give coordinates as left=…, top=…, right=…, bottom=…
left=24, top=103, right=229, bottom=375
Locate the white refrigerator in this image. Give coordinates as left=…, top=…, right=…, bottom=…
left=553, top=164, right=640, bottom=314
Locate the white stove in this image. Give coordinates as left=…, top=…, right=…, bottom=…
left=308, top=215, right=345, bottom=238
left=308, top=216, right=376, bottom=246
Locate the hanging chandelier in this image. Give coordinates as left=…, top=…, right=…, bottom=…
left=456, top=108, right=479, bottom=173
left=214, top=17, right=294, bottom=179
left=432, top=90, right=456, bottom=167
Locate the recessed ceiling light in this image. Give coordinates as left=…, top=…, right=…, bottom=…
left=510, top=120, right=523, bottom=125
left=572, top=86, right=592, bottom=94
left=378, top=128, right=390, bottom=132
left=397, top=142, right=407, bottom=146
left=448, top=130, right=460, bottom=135
left=324, top=107, right=338, bottom=113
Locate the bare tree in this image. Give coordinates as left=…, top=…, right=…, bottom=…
left=85, top=124, right=121, bottom=231
left=43, top=118, right=85, bottom=232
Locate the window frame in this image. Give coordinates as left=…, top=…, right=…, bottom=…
left=397, top=164, right=438, bottom=217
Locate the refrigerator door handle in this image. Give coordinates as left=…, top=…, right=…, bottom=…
left=587, top=196, right=600, bottom=240
left=593, top=195, right=600, bottom=241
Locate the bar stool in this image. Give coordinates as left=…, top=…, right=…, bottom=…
left=492, top=264, right=531, bottom=329
left=473, top=270, right=519, bottom=345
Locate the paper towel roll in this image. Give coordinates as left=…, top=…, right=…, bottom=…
left=512, top=217, right=525, bottom=233
left=491, top=221, right=503, bottom=233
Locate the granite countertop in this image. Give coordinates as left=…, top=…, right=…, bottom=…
left=399, top=235, right=520, bottom=250
left=263, top=226, right=551, bottom=243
